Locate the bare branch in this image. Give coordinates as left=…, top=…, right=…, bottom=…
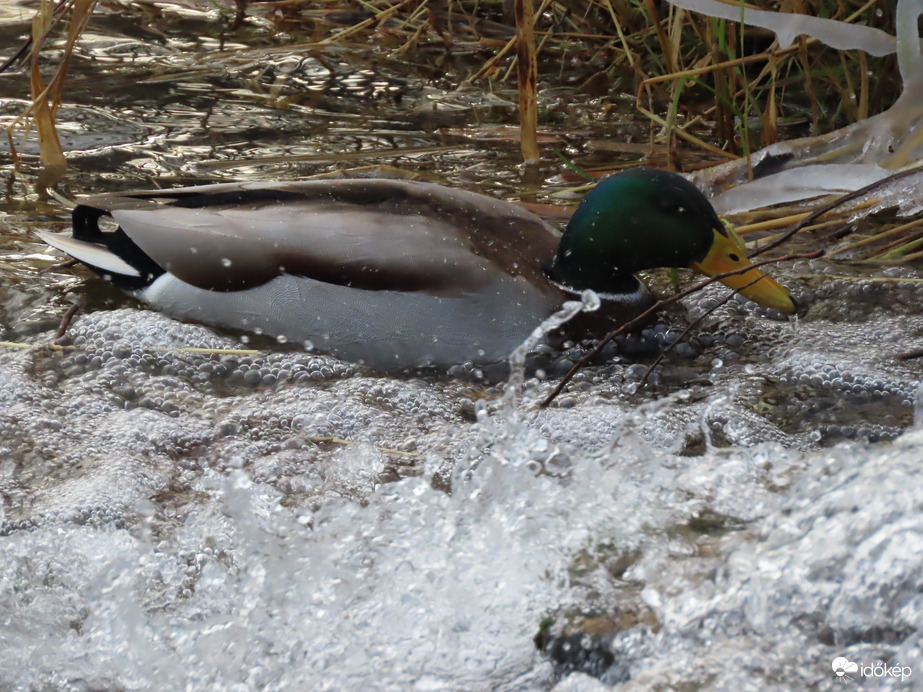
left=751, top=166, right=923, bottom=257
left=635, top=275, right=764, bottom=389
left=540, top=250, right=824, bottom=409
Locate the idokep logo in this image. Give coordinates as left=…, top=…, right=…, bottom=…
left=832, top=656, right=912, bottom=682
left=832, top=657, right=859, bottom=680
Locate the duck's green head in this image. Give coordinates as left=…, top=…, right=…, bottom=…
left=546, top=167, right=795, bottom=312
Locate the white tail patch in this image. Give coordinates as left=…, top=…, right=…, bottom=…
left=36, top=230, right=142, bottom=278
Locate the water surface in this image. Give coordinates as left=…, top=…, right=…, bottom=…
left=1, top=3, right=922, bottom=690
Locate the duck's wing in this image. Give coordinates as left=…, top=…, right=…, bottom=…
left=68, top=179, right=561, bottom=296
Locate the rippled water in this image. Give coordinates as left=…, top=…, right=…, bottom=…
left=1, top=2, right=922, bottom=690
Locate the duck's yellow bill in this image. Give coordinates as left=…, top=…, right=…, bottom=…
left=690, top=229, right=797, bottom=313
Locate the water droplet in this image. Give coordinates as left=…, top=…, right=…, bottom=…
left=221, top=258, right=232, bottom=267
left=580, top=289, right=601, bottom=312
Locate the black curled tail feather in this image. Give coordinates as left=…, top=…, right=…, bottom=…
left=72, top=204, right=164, bottom=290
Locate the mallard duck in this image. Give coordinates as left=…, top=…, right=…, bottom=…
left=38, top=168, right=795, bottom=369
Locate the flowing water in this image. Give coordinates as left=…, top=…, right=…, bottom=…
left=1, top=2, right=922, bottom=690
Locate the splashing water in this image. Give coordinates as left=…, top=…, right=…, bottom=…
left=0, top=300, right=920, bottom=690
left=1, top=2, right=921, bottom=685
left=503, top=289, right=600, bottom=414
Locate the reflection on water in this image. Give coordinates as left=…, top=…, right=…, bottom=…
left=1, top=2, right=922, bottom=690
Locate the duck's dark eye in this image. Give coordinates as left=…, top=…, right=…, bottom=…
left=729, top=253, right=740, bottom=262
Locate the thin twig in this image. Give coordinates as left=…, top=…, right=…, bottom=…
left=307, top=435, right=419, bottom=458
left=54, top=300, right=80, bottom=342
left=635, top=275, right=764, bottom=389
left=0, top=0, right=72, bottom=75
left=897, top=348, right=923, bottom=362
left=750, top=166, right=923, bottom=257
left=540, top=250, right=823, bottom=408
left=0, top=340, right=260, bottom=356
left=39, top=258, right=78, bottom=274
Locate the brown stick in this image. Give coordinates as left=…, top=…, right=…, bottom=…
left=514, top=0, right=539, bottom=165
left=539, top=250, right=824, bottom=408
left=39, top=258, right=78, bottom=274
left=54, top=300, right=80, bottom=343
left=897, top=348, right=923, bottom=362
